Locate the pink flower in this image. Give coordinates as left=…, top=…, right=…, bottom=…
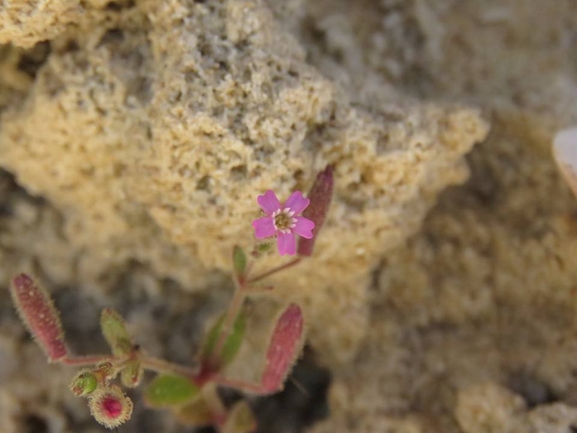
left=252, top=190, right=315, bottom=255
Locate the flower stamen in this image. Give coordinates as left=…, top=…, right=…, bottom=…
left=273, top=209, right=295, bottom=232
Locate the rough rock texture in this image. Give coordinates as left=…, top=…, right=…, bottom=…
left=0, top=0, right=81, bottom=49
left=0, top=0, right=487, bottom=366
left=0, top=0, right=576, bottom=432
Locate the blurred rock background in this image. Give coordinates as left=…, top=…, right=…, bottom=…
left=0, top=1, right=576, bottom=432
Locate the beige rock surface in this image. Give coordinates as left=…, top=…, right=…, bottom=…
left=0, top=0, right=80, bottom=49
left=0, top=0, right=576, bottom=432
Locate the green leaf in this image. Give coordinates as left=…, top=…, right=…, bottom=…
left=100, top=309, right=132, bottom=356
left=176, top=396, right=214, bottom=426
left=222, top=401, right=256, bottom=433
left=232, top=246, right=247, bottom=280
left=144, top=374, right=200, bottom=408
left=200, top=312, right=247, bottom=369
left=256, top=241, right=272, bottom=254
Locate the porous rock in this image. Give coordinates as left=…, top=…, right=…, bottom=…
left=3, top=0, right=576, bottom=433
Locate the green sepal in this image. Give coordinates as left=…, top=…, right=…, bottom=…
left=144, top=374, right=200, bottom=408
left=100, top=309, right=132, bottom=356
left=256, top=241, right=272, bottom=254
left=121, top=359, right=143, bottom=388
left=200, top=312, right=246, bottom=369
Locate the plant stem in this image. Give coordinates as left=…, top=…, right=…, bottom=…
left=141, top=356, right=199, bottom=379
left=60, top=355, right=116, bottom=367
left=210, top=277, right=246, bottom=367
left=215, top=376, right=263, bottom=394
left=248, top=257, right=301, bottom=284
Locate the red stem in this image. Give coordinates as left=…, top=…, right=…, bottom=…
left=248, top=258, right=301, bottom=284
left=60, top=355, right=116, bottom=367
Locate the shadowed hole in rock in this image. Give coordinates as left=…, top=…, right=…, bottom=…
left=254, top=347, right=331, bottom=432
left=106, top=0, right=135, bottom=11
left=98, top=28, right=124, bottom=47
left=507, top=371, right=558, bottom=409
left=194, top=427, right=217, bottom=433
left=22, top=414, right=48, bottom=433
left=196, top=175, right=211, bottom=191
left=217, top=347, right=331, bottom=433
left=230, top=165, right=247, bottom=181
left=17, top=41, right=51, bottom=78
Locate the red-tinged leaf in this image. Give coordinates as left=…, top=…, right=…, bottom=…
left=10, top=273, right=68, bottom=362
left=297, top=166, right=334, bottom=256
left=261, top=304, right=305, bottom=394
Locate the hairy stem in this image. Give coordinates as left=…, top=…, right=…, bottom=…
left=248, top=257, right=301, bottom=284
left=60, top=355, right=117, bottom=367
left=210, top=277, right=246, bottom=367
left=141, top=356, right=198, bottom=379
left=215, top=376, right=266, bottom=395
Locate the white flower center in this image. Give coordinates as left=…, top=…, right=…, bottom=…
left=272, top=208, right=296, bottom=234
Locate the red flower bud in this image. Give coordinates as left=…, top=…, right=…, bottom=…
left=10, top=273, right=68, bottom=362
left=89, top=385, right=133, bottom=429
left=297, top=166, right=334, bottom=256
left=261, top=304, right=305, bottom=394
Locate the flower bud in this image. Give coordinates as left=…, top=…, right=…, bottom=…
left=70, top=370, right=98, bottom=397
left=297, top=166, right=334, bottom=256
left=261, top=304, right=305, bottom=394
left=100, top=309, right=133, bottom=356
left=121, top=359, right=144, bottom=388
left=94, top=361, right=116, bottom=381
left=89, top=385, right=133, bottom=429
left=10, top=273, right=68, bottom=362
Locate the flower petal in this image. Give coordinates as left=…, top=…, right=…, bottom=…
left=257, top=190, right=281, bottom=215
left=283, top=191, right=310, bottom=214
left=252, top=217, right=276, bottom=238
left=292, top=216, right=315, bottom=239
left=277, top=232, right=296, bottom=256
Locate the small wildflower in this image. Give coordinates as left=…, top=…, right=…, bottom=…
left=89, top=385, right=133, bottom=429
left=252, top=190, right=315, bottom=255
